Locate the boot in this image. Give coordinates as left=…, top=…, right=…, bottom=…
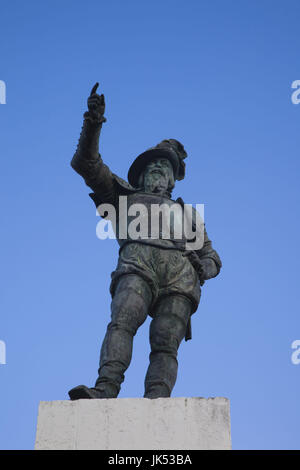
left=68, top=382, right=118, bottom=400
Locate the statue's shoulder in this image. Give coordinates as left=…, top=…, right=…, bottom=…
left=112, top=173, right=138, bottom=194
left=89, top=174, right=140, bottom=208
left=175, top=196, right=184, bottom=206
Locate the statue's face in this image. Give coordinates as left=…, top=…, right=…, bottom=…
left=143, top=158, right=174, bottom=194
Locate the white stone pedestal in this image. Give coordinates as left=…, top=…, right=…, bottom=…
left=35, top=397, right=231, bottom=450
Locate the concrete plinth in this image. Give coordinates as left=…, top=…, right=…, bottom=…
left=35, top=397, right=231, bottom=450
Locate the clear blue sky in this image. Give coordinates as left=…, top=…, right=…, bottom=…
left=1, top=0, right=299, bottom=450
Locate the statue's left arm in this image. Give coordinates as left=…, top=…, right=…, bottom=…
left=195, top=227, right=222, bottom=281
left=184, top=226, right=222, bottom=284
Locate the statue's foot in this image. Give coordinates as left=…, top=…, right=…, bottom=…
left=68, top=385, right=111, bottom=400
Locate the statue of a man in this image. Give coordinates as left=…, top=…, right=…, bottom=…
left=68, top=84, right=222, bottom=400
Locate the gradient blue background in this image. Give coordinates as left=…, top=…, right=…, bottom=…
left=0, top=0, right=299, bottom=450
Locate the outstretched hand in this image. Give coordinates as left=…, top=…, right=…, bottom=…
left=87, top=82, right=106, bottom=122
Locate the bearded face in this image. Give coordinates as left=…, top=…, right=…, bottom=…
left=143, top=158, right=174, bottom=195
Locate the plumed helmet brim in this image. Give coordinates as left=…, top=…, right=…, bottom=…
left=128, top=141, right=186, bottom=187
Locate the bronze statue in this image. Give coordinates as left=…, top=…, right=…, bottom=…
left=68, top=83, right=222, bottom=400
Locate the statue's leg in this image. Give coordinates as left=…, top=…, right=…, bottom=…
left=94, top=273, right=152, bottom=397
left=69, top=273, right=152, bottom=400
left=144, top=295, right=192, bottom=399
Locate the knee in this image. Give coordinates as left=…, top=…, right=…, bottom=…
left=106, top=319, right=136, bottom=336
left=150, top=316, right=182, bottom=354
left=110, top=275, right=152, bottom=334
left=149, top=299, right=192, bottom=352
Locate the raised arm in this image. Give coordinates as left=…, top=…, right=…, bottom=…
left=71, top=83, right=116, bottom=205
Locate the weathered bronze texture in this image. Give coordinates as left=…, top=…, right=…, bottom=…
left=68, top=84, right=222, bottom=400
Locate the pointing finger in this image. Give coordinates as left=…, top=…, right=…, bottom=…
left=90, top=82, right=99, bottom=96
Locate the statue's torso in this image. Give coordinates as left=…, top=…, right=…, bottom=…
left=115, top=191, right=197, bottom=252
